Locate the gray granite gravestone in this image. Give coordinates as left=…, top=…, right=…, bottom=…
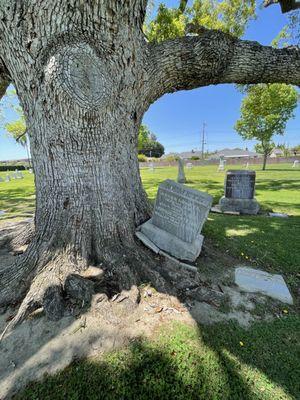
left=177, top=158, right=186, bottom=183
left=219, top=170, right=259, bottom=215
left=137, top=179, right=213, bottom=261
left=0, top=176, right=3, bottom=182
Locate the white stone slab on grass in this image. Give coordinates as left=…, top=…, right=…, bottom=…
left=269, top=212, right=289, bottom=218
left=235, top=266, right=293, bottom=304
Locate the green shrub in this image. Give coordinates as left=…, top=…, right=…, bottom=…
left=164, top=155, right=179, bottom=162
left=138, top=154, right=147, bottom=162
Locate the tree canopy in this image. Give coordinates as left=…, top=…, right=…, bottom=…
left=138, top=125, right=165, bottom=158
left=146, top=0, right=256, bottom=42
left=235, top=83, right=298, bottom=169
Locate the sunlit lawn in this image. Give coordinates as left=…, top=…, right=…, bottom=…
left=1, top=163, right=299, bottom=275
left=1, top=163, right=300, bottom=400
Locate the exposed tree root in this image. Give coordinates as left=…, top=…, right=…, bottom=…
left=10, top=218, right=35, bottom=250
left=0, top=234, right=201, bottom=341
left=0, top=218, right=35, bottom=252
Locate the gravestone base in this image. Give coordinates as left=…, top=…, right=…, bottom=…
left=219, top=196, right=260, bottom=215
left=140, top=219, right=203, bottom=262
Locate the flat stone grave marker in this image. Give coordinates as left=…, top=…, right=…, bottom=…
left=269, top=212, right=288, bottom=218
left=137, top=179, right=213, bottom=261
left=219, top=170, right=259, bottom=215
left=235, top=266, right=293, bottom=304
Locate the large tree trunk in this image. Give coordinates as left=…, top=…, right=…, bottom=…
left=0, top=1, right=299, bottom=333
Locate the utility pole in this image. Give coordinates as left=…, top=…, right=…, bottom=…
left=201, top=123, right=206, bottom=159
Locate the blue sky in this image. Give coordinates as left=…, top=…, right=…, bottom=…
left=0, top=1, right=299, bottom=160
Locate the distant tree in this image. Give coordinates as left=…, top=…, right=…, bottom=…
left=254, top=141, right=275, bottom=158
left=291, top=144, right=300, bottom=155
left=277, top=143, right=291, bottom=157
left=5, top=117, right=31, bottom=167
left=138, top=125, right=165, bottom=158
left=235, top=83, right=298, bottom=170
left=5, top=117, right=26, bottom=145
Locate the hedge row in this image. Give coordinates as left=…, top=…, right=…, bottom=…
left=0, top=165, right=27, bottom=171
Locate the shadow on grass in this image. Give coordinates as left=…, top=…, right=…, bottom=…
left=256, top=179, right=300, bottom=192
left=14, top=318, right=299, bottom=400
left=203, top=213, right=300, bottom=277
left=1, top=169, right=299, bottom=399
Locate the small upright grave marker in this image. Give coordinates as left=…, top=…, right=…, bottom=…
left=219, top=170, right=259, bottom=215
left=137, top=179, right=213, bottom=261
left=149, top=162, right=155, bottom=171
left=217, top=156, right=225, bottom=172
left=292, top=160, right=299, bottom=168
left=177, top=158, right=186, bottom=183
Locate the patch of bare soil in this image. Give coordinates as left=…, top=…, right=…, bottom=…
left=0, top=220, right=275, bottom=399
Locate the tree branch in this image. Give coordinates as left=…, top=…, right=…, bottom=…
left=146, top=29, right=300, bottom=104
left=264, top=0, right=300, bottom=13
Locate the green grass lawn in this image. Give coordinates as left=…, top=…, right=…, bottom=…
left=16, top=319, right=300, bottom=400
left=0, top=171, right=35, bottom=219
left=1, top=163, right=300, bottom=399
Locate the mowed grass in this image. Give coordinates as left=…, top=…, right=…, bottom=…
left=16, top=319, right=300, bottom=400
left=1, top=163, right=300, bottom=400
left=141, top=163, right=300, bottom=283
left=0, top=171, right=35, bottom=219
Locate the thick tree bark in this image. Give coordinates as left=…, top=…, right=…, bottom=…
left=0, top=1, right=300, bottom=331
left=264, top=0, right=300, bottom=13
left=146, top=31, right=300, bottom=104
left=0, top=58, right=10, bottom=100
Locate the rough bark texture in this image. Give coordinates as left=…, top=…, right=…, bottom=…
left=146, top=30, right=300, bottom=104
left=264, top=0, right=300, bottom=13
left=0, top=1, right=299, bottom=332
left=0, top=57, right=10, bottom=99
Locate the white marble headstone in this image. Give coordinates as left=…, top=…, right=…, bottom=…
left=235, top=267, right=293, bottom=304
